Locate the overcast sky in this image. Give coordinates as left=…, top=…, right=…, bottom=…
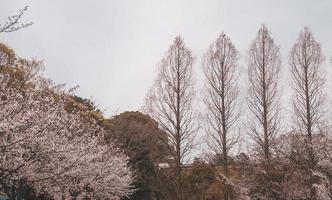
left=1, top=0, right=332, bottom=117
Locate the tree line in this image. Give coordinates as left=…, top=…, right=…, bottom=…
left=144, top=25, right=332, bottom=200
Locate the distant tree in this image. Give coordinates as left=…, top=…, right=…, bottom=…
left=105, top=111, right=169, bottom=200
left=181, top=158, right=250, bottom=200
left=71, top=95, right=101, bottom=112
left=144, top=36, right=197, bottom=199
left=275, top=131, right=332, bottom=199
left=289, top=27, right=326, bottom=199
left=0, top=6, right=32, bottom=34
left=202, top=33, right=240, bottom=176
left=247, top=25, right=281, bottom=199
left=313, top=134, right=332, bottom=200
left=0, top=44, right=15, bottom=67
left=184, top=160, right=217, bottom=200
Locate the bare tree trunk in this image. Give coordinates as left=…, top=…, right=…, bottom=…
left=144, top=36, right=197, bottom=199
left=247, top=25, right=281, bottom=198
left=202, top=33, right=240, bottom=178
left=289, top=27, right=325, bottom=200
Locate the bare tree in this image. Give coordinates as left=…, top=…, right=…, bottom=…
left=247, top=25, right=281, bottom=161
left=202, top=33, right=240, bottom=177
left=144, top=36, right=197, bottom=178
left=0, top=6, right=32, bottom=34
left=289, top=27, right=325, bottom=199
left=247, top=25, right=281, bottom=198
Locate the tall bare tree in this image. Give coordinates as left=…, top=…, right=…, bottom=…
left=0, top=6, right=32, bottom=34
left=247, top=25, right=281, bottom=198
left=202, top=33, right=240, bottom=177
left=247, top=25, right=281, bottom=161
left=289, top=27, right=325, bottom=199
left=144, top=36, right=196, bottom=178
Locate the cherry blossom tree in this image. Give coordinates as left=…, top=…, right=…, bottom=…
left=276, top=131, right=332, bottom=199
left=0, top=44, right=133, bottom=200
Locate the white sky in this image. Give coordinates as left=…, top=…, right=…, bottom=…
left=1, top=0, right=332, bottom=117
